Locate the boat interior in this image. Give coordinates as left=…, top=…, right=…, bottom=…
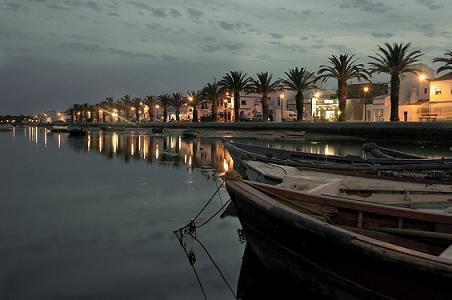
left=243, top=180, right=452, bottom=261
left=244, top=160, right=452, bottom=210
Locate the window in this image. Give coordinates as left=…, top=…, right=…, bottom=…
left=435, top=87, right=442, bottom=95
left=424, top=88, right=428, bottom=94
left=450, top=88, right=452, bottom=95
left=241, top=100, right=246, bottom=105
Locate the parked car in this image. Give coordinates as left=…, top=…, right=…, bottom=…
left=282, top=111, right=297, bottom=122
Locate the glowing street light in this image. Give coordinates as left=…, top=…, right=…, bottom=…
left=363, top=86, right=369, bottom=93
left=188, top=96, right=193, bottom=102
left=419, top=73, right=426, bottom=81
left=314, top=92, right=320, bottom=98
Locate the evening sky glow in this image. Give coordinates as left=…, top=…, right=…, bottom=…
left=0, top=0, right=451, bottom=114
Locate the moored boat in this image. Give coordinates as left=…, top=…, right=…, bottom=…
left=99, top=125, right=125, bottom=132
left=151, top=127, right=164, bottom=133
left=223, top=140, right=452, bottom=180
left=68, top=126, right=87, bottom=136
left=242, top=160, right=452, bottom=209
left=181, top=129, right=199, bottom=139
left=226, top=178, right=452, bottom=299
left=0, top=125, right=14, bottom=131
left=51, top=125, right=69, bottom=132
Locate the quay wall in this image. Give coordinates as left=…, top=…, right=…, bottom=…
left=85, top=122, right=452, bottom=141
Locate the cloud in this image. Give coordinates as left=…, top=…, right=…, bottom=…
left=217, top=21, right=249, bottom=31
left=169, top=8, right=181, bottom=17
left=186, top=8, right=203, bottom=22
left=339, top=0, right=392, bottom=14
left=2, top=1, right=28, bottom=12
left=416, top=23, right=436, bottom=36
left=160, top=54, right=181, bottom=62
left=371, top=32, right=395, bottom=38
left=268, top=33, right=284, bottom=39
left=107, top=12, right=120, bottom=17
left=416, top=0, right=443, bottom=10
left=108, top=48, right=157, bottom=59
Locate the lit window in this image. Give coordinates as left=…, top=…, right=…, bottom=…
left=435, top=87, right=442, bottom=95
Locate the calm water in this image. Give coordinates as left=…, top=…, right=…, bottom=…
left=1, top=127, right=451, bottom=300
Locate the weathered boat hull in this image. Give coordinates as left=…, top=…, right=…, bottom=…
left=227, top=180, right=452, bottom=300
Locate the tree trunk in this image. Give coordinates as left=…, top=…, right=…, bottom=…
left=163, top=107, right=168, bottom=122
left=296, top=92, right=304, bottom=121
left=234, top=91, right=240, bottom=122
left=148, top=107, right=154, bottom=122
left=192, top=107, right=198, bottom=122
left=338, top=80, right=348, bottom=122
left=135, top=110, right=140, bottom=122
left=262, top=92, right=269, bottom=122
left=390, top=74, right=400, bottom=121
left=176, top=107, right=180, bottom=121
left=211, top=98, right=217, bottom=122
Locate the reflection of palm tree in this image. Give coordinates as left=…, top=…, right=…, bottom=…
left=369, top=43, right=422, bottom=121
left=318, top=54, right=370, bottom=121
left=201, top=80, right=223, bottom=122
left=171, top=93, right=185, bottom=122
left=249, top=72, right=280, bottom=122
left=187, top=90, right=203, bottom=122
left=145, top=95, right=157, bottom=122
left=219, top=71, right=252, bottom=122
left=281, top=67, right=317, bottom=121
left=157, top=94, right=172, bottom=122
left=433, top=50, right=452, bottom=74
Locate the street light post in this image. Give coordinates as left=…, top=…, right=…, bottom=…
left=155, top=105, right=160, bottom=122
left=363, top=86, right=369, bottom=122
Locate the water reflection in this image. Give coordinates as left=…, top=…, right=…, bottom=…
left=61, top=131, right=235, bottom=174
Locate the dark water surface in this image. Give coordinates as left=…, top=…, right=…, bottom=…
left=1, top=127, right=451, bottom=300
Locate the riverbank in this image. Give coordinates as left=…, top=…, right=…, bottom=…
left=79, top=122, right=452, bottom=143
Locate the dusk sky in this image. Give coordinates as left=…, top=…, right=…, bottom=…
left=1, top=0, right=451, bottom=114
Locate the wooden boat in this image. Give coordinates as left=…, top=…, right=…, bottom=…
left=226, top=178, right=452, bottom=299
left=242, top=160, right=452, bottom=209
left=224, top=141, right=452, bottom=182
left=181, top=129, right=199, bottom=139
left=99, top=125, right=124, bottom=132
left=151, top=127, right=164, bottom=133
left=51, top=125, right=68, bottom=132
left=68, top=126, right=87, bottom=136
left=0, top=125, right=13, bottom=131
left=363, top=143, right=423, bottom=159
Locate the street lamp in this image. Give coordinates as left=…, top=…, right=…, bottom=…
left=155, top=104, right=160, bottom=121
left=363, top=86, right=369, bottom=122
left=419, top=74, right=426, bottom=81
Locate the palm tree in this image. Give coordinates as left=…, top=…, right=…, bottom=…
left=281, top=67, right=317, bottom=121
left=102, top=96, right=115, bottom=122
left=369, top=43, right=422, bottom=121
left=144, top=95, right=157, bottom=122
left=119, top=95, right=133, bottom=121
left=318, top=54, right=371, bottom=121
left=157, top=94, right=172, bottom=122
left=219, top=71, right=252, bottom=122
left=249, top=72, right=280, bottom=122
left=170, top=93, right=185, bottom=122
left=433, top=50, right=452, bottom=74
left=186, top=90, right=203, bottom=122
left=201, top=80, right=223, bottom=122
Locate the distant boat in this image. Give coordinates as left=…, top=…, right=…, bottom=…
left=226, top=179, right=452, bottom=299
left=0, top=125, right=13, bottom=131
left=51, top=125, right=69, bottom=132
left=181, top=129, right=199, bottom=139
left=152, top=127, right=164, bottom=133
left=68, top=126, right=87, bottom=136
left=99, top=125, right=124, bottom=132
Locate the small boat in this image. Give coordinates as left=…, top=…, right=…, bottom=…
left=51, top=125, right=68, bottom=132
left=224, top=141, right=452, bottom=180
left=242, top=160, right=452, bottom=209
left=363, top=143, right=424, bottom=159
left=151, top=127, right=164, bottom=133
left=68, top=126, right=87, bottom=136
left=181, top=129, right=199, bottom=139
left=0, top=125, right=13, bottom=131
left=226, top=178, right=452, bottom=299
left=99, top=125, right=124, bottom=132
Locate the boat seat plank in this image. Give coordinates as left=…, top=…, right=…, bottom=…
left=439, top=244, right=452, bottom=260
